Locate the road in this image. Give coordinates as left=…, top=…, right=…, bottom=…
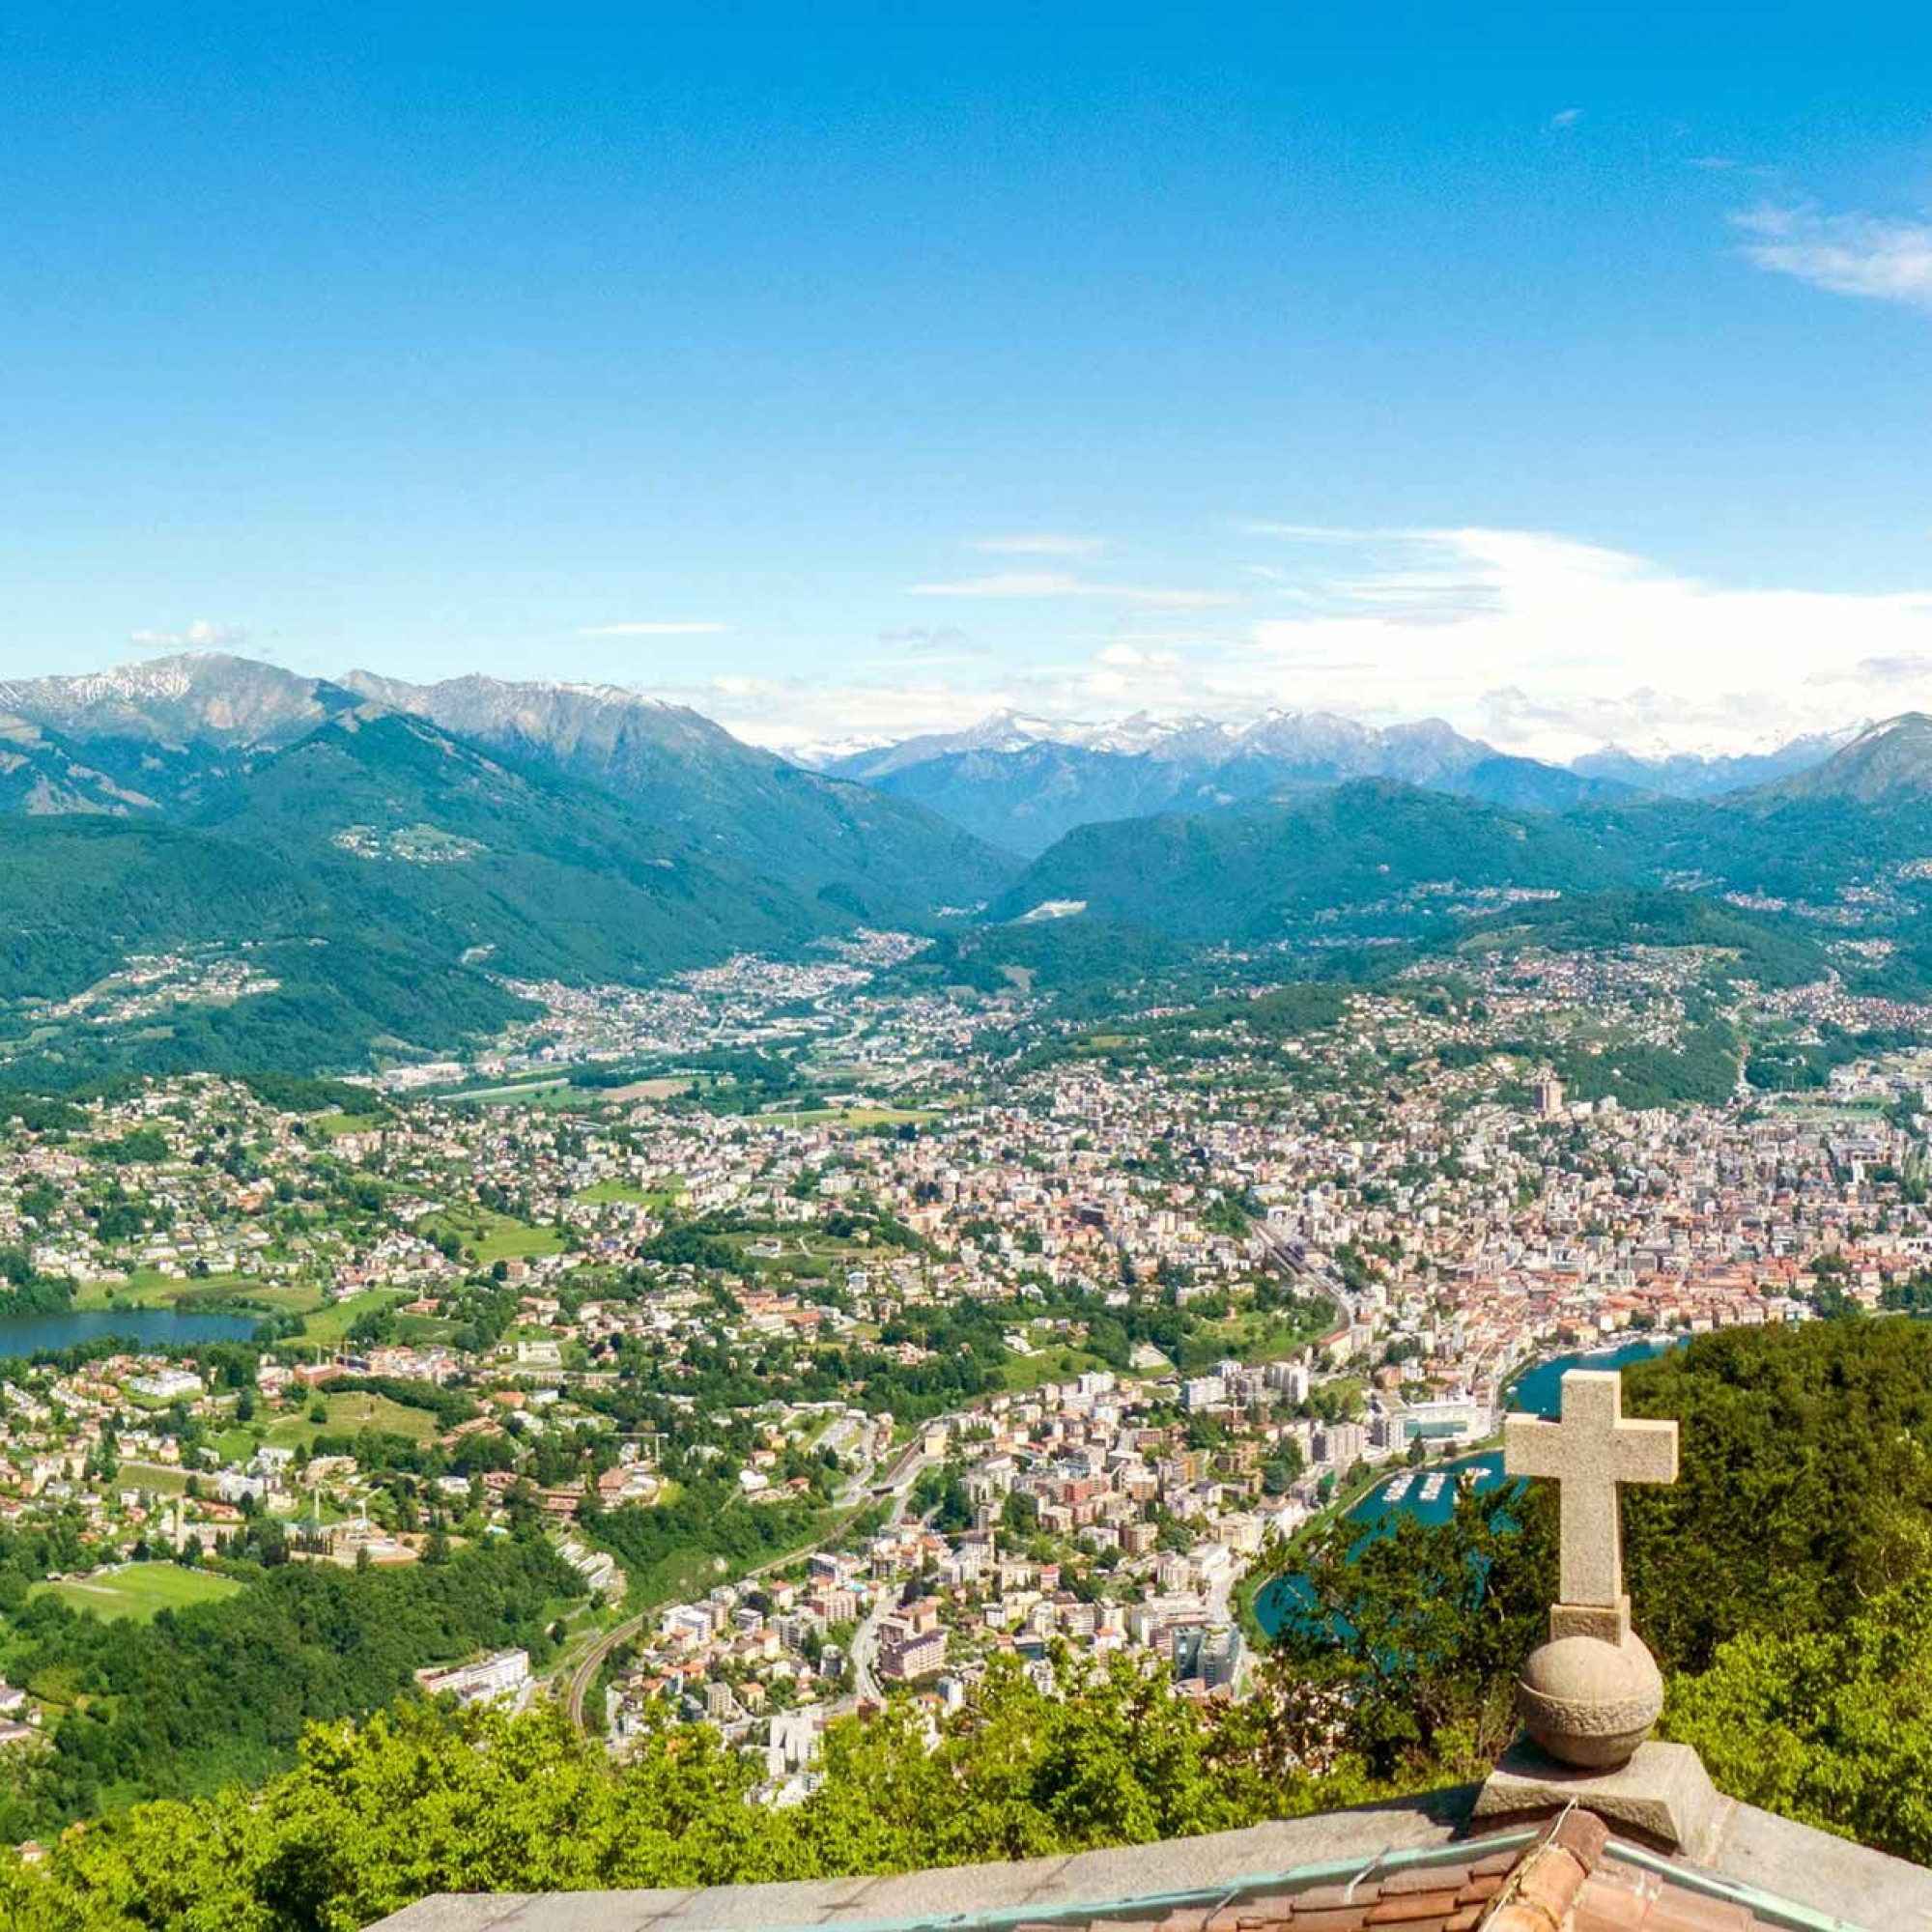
left=557, top=1427, right=941, bottom=1738
left=844, top=1443, right=936, bottom=1706
left=560, top=1515, right=872, bottom=1734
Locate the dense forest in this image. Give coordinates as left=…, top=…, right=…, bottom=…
left=0, top=1531, right=581, bottom=1837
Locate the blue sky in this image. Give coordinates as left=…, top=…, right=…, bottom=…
left=3, top=2, right=1931, bottom=755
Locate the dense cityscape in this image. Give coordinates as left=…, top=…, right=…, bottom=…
left=0, top=922, right=1922, bottom=1822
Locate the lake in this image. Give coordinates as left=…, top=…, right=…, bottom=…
left=1253, top=1334, right=1683, bottom=1636
left=1503, top=1334, right=1681, bottom=1419
left=0, top=1308, right=260, bottom=1362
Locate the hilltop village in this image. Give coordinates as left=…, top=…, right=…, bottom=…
left=0, top=930, right=1925, bottom=1794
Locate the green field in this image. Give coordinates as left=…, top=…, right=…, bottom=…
left=214, top=1387, right=447, bottom=1463
left=997, top=1344, right=1113, bottom=1392
left=575, top=1177, right=685, bottom=1208
left=420, top=1208, right=565, bottom=1264
left=263, top=1389, right=442, bottom=1448
left=775, top=1105, right=935, bottom=1127
left=438, top=1076, right=580, bottom=1107
left=116, top=1459, right=191, bottom=1495
left=72, top=1270, right=325, bottom=1317
left=301, top=1287, right=408, bottom=1344
left=36, top=1562, right=243, bottom=1624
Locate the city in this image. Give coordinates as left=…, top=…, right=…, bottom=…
left=0, top=923, right=1920, bottom=1820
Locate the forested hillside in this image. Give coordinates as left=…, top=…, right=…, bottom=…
left=0, top=1530, right=582, bottom=1839
left=0, top=684, right=1012, bottom=1086
left=341, top=670, right=1015, bottom=920
left=989, top=781, right=1621, bottom=936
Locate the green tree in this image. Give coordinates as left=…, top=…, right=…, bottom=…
left=1662, top=1571, right=1932, bottom=1863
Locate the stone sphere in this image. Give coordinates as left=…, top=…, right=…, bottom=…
left=1518, top=1632, right=1664, bottom=1769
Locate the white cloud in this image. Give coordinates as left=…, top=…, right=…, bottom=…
left=1549, top=107, right=1584, bottom=128
left=1689, top=155, right=1738, bottom=172
left=1240, top=521, right=1390, bottom=543
left=1240, top=525, right=1932, bottom=757
left=967, top=533, right=1107, bottom=556
left=1806, top=653, right=1932, bottom=689
left=128, top=618, right=247, bottom=651
left=1732, top=203, right=1932, bottom=311
left=579, top=620, right=727, bottom=638
left=1095, top=642, right=1180, bottom=669
left=632, top=529, right=1932, bottom=763
left=907, top=571, right=1236, bottom=609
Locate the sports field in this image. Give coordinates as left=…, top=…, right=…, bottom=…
left=38, top=1562, right=243, bottom=1623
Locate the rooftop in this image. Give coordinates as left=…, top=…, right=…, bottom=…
left=374, top=1780, right=1931, bottom=1932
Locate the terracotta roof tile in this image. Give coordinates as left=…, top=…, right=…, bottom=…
left=1274, top=1883, right=1363, bottom=1912
left=1548, top=1813, right=1611, bottom=1868
left=1060, top=1811, right=1801, bottom=1932
left=1468, top=1850, right=1529, bottom=1880
left=1573, top=1868, right=1657, bottom=1931
left=1364, top=1892, right=1465, bottom=1923
left=1641, top=1896, right=1757, bottom=1932
left=1381, top=1867, right=1476, bottom=1899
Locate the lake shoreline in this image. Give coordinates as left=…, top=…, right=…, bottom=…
left=1251, top=1333, right=1686, bottom=1638
left=0, top=1306, right=261, bottom=1363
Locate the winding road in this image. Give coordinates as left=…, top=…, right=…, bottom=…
left=555, top=1426, right=940, bottom=1738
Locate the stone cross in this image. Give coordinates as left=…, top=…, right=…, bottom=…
left=1504, top=1368, right=1677, bottom=1613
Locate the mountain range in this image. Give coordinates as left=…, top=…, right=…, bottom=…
left=0, top=651, right=1918, bottom=1086
left=0, top=656, right=1012, bottom=1084
left=985, top=714, right=1932, bottom=970
left=815, top=709, right=1849, bottom=856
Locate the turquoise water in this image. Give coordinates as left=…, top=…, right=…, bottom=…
left=0, top=1308, right=258, bottom=1362
left=1504, top=1335, right=1680, bottom=1418
left=1252, top=1335, right=1683, bottom=1636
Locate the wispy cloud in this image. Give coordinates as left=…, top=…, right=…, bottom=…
left=128, top=619, right=247, bottom=651
left=1548, top=107, right=1583, bottom=129
left=1239, top=524, right=1932, bottom=755
left=906, top=571, right=1236, bottom=609
left=1732, top=203, right=1932, bottom=311
left=625, top=529, right=1932, bottom=763
left=875, top=623, right=986, bottom=659
left=1094, top=641, right=1180, bottom=668
left=1239, top=521, right=1396, bottom=544
left=967, top=533, right=1107, bottom=556
left=1806, top=652, right=1932, bottom=688
left=1689, top=155, right=1738, bottom=172
left=579, top=620, right=728, bottom=638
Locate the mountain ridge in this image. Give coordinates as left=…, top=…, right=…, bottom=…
left=336, top=668, right=1014, bottom=919
left=825, top=709, right=1635, bottom=855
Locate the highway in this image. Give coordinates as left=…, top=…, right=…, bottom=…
left=844, top=1442, right=936, bottom=1706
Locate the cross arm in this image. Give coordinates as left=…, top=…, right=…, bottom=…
left=1502, top=1411, right=1568, bottom=1480
left=1610, top=1416, right=1678, bottom=1486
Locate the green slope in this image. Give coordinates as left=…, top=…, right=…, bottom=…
left=198, top=708, right=835, bottom=983
left=0, top=815, right=528, bottom=1085
left=988, top=781, right=1625, bottom=940
left=339, top=671, right=1017, bottom=922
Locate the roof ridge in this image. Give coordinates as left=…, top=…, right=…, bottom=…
left=1481, top=1808, right=1609, bottom=1929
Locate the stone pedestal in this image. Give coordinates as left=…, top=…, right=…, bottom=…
left=1473, top=1738, right=1729, bottom=1860
left=1517, top=1608, right=1663, bottom=1769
